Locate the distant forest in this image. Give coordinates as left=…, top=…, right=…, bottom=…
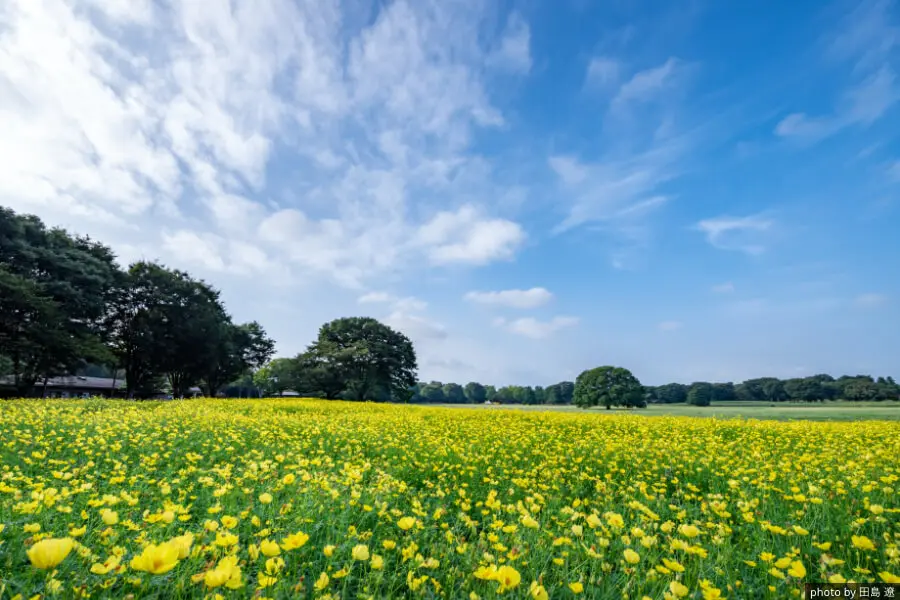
left=398, top=374, right=900, bottom=406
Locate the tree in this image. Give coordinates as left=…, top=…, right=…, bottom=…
left=484, top=385, right=497, bottom=402
left=464, top=382, right=487, bottom=404
left=653, top=383, right=688, bottom=404
left=711, top=382, right=736, bottom=402
left=687, top=382, right=713, bottom=406
left=202, top=321, right=275, bottom=397
left=784, top=377, right=826, bottom=402
left=573, top=366, right=645, bottom=409
left=253, top=358, right=298, bottom=397
left=0, top=209, right=119, bottom=395
left=292, top=351, right=346, bottom=399
left=442, top=382, right=466, bottom=403
left=419, top=382, right=445, bottom=403
left=545, top=381, right=575, bottom=404
left=304, top=317, right=417, bottom=401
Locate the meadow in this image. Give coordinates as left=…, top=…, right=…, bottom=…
left=0, top=399, right=898, bottom=599
left=434, top=401, right=900, bottom=422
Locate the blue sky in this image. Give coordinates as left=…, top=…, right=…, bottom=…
left=1, top=0, right=898, bottom=386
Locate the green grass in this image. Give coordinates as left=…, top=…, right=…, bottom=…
left=430, top=400, right=900, bottom=421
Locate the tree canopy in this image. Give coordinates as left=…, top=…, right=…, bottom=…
left=574, top=366, right=645, bottom=409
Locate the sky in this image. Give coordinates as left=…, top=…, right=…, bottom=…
left=1, top=0, right=899, bottom=387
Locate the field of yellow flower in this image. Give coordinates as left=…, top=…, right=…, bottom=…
left=0, top=399, right=898, bottom=599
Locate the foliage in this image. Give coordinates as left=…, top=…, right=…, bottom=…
left=0, top=208, right=119, bottom=395
left=687, top=382, right=713, bottom=406
left=1, top=398, right=898, bottom=598
left=300, top=317, right=417, bottom=402
left=573, top=366, right=645, bottom=409
left=1, top=208, right=275, bottom=399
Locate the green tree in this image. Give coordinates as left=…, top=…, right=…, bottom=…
left=304, top=317, right=417, bottom=401
left=202, top=321, right=275, bottom=397
left=687, top=382, right=713, bottom=406
left=464, top=382, right=486, bottom=404
left=419, top=382, right=445, bottom=403
left=654, top=383, right=688, bottom=404
left=545, top=381, right=575, bottom=404
left=0, top=209, right=119, bottom=395
left=442, top=382, right=466, bottom=403
left=573, top=366, right=644, bottom=409
left=484, top=385, right=497, bottom=402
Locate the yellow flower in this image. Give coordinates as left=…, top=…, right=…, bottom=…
left=90, top=555, right=121, bottom=575
left=352, top=544, right=370, bottom=561
left=323, top=544, right=336, bottom=557
left=851, top=535, right=875, bottom=551
left=69, top=525, right=87, bottom=537
left=258, top=493, right=273, bottom=504
left=260, top=539, right=281, bottom=557
left=204, top=555, right=243, bottom=589
left=314, top=572, right=330, bottom=591
left=169, top=533, right=194, bottom=559
left=371, top=554, right=384, bottom=570
left=265, top=557, right=284, bottom=575
left=383, top=540, right=397, bottom=550
left=27, top=538, right=74, bottom=569
left=220, top=516, right=238, bottom=529
left=530, top=581, right=550, bottom=600
left=474, top=565, right=499, bottom=580
left=813, top=542, right=832, bottom=551
left=397, top=516, right=416, bottom=530
left=568, top=581, right=584, bottom=594
left=100, top=509, right=119, bottom=525
left=495, top=565, right=521, bottom=592
left=678, top=524, right=700, bottom=538
left=787, top=561, right=806, bottom=579
left=662, top=558, right=685, bottom=572
left=130, top=542, right=180, bottom=575
left=774, top=557, right=791, bottom=569
left=281, top=473, right=296, bottom=485
left=521, top=515, right=540, bottom=529
left=669, top=581, right=689, bottom=598
left=257, top=573, right=277, bottom=588
left=24, top=523, right=41, bottom=534
left=828, top=574, right=846, bottom=584
left=623, top=549, right=640, bottom=564
left=878, top=571, right=900, bottom=584
left=280, top=531, right=309, bottom=551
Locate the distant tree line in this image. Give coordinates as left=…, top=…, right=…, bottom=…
left=646, top=374, right=900, bottom=406
left=0, top=207, right=275, bottom=398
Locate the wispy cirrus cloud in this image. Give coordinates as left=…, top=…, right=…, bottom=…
left=775, top=0, right=899, bottom=142
left=695, top=214, right=775, bottom=255
left=464, top=287, right=553, bottom=309
left=493, top=316, right=579, bottom=339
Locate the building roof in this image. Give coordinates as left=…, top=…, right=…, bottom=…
left=0, top=375, right=125, bottom=390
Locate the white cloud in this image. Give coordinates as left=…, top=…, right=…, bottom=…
left=610, top=58, right=682, bottom=114
left=385, top=311, right=447, bottom=341
left=358, top=292, right=393, bottom=304
left=584, top=56, right=619, bottom=88
left=776, top=1, right=899, bottom=142
left=712, top=282, right=735, bottom=293
left=415, top=205, right=525, bottom=265
left=487, top=11, right=532, bottom=74
left=888, top=160, right=900, bottom=181
left=658, top=320, right=682, bottom=331
left=464, top=287, right=553, bottom=309
left=0, top=0, right=525, bottom=289
left=695, top=215, right=774, bottom=255
left=855, top=293, right=888, bottom=308
left=495, top=316, right=579, bottom=339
